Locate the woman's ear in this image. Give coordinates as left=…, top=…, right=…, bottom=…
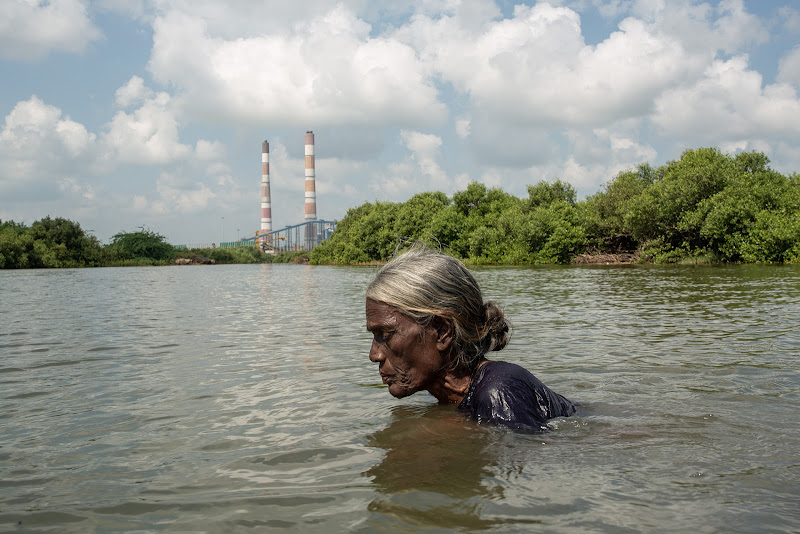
left=431, top=316, right=454, bottom=351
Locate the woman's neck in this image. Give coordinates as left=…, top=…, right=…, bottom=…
left=427, top=359, right=489, bottom=404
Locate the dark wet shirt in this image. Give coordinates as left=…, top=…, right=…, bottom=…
left=458, top=361, right=576, bottom=431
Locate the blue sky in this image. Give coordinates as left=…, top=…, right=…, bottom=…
left=1, top=0, right=799, bottom=245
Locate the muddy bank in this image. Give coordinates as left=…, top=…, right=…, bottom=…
left=572, top=252, right=639, bottom=264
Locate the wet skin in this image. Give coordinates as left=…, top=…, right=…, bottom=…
left=366, top=299, right=471, bottom=403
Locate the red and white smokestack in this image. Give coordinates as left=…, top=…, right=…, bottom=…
left=261, top=140, right=272, bottom=235
left=304, top=131, right=317, bottom=221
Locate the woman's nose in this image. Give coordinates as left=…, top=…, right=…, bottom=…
left=369, top=340, right=384, bottom=362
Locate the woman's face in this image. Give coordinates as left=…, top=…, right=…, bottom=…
left=365, top=299, right=444, bottom=398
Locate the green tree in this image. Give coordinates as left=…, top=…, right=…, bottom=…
left=625, top=148, right=734, bottom=255
left=427, top=205, right=469, bottom=257
left=0, top=220, right=34, bottom=268
left=446, top=182, right=519, bottom=260
left=108, top=228, right=174, bottom=262
left=620, top=149, right=800, bottom=262
left=310, top=149, right=800, bottom=265
left=310, top=202, right=400, bottom=263
left=525, top=179, right=577, bottom=209
left=581, top=164, right=656, bottom=251
left=518, top=200, right=586, bottom=263
left=393, top=191, right=449, bottom=244
left=0, top=217, right=104, bottom=268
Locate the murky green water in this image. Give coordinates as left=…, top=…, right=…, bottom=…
left=1, top=263, right=798, bottom=532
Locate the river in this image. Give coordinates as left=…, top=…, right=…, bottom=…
left=1, top=263, right=798, bottom=532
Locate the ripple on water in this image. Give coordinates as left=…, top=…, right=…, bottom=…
left=0, top=264, right=798, bottom=533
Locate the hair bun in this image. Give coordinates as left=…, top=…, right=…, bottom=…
left=482, top=301, right=510, bottom=352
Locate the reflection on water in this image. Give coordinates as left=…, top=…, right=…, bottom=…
left=1, top=263, right=799, bottom=532
left=364, top=404, right=500, bottom=531
left=367, top=404, right=493, bottom=497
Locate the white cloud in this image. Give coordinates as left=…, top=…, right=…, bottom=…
left=467, top=122, right=658, bottom=199
left=779, top=6, right=800, bottom=34
left=0, top=89, right=236, bottom=237
left=132, top=194, right=148, bottom=211
left=591, top=0, right=633, bottom=19
left=104, top=91, right=192, bottom=165
left=466, top=117, right=559, bottom=168
left=718, top=138, right=771, bottom=156
left=0, top=0, right=102, bottom=61
left=570, top=123, right=657, bottom=167
left=770, top=140, right=800, bottom=177
left=401, top=130, right=442, bottom=155
left=777, top=46, right=800, bottom=88
left=711, top=0, right=768, bottom=53
left=364, top=130, right=454, bottom=199
left=94, top=0, right=148, bottom=19
left=560, top=157, right=595, bottom=190
left=476, top=168, right=505, bottom=189
left=59, top=177, right=96, bottom=201
left=146, top=6, right=445, bottom=128
left=115, top=76, right=154, bottom=108
left=196, top=140, right=226, bottom=161
left=615, top=0, right=767, bottom=55
left=399, top=3, right=695, bottom=127
left=652, top=56, right=800, bottom=144
left=0, top=89, right=229, bottom=189
left=143, top=0, right=358, bottom=37
left=0, top=96, right=97, bottom=183
left=0, top=96, right=94, bottom=156
left=150, top=170, right=216, bottom=214
left=455, top=117, right=471, bottom=139
left=401, top=130, right=449, bottom=188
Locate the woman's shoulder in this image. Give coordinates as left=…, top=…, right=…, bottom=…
left=467, top=360, right=543, bottom=404
left=477, top=360, right=539, bottom=385
left=468, top=360, right=576, bottom=424
left=461, top=360, right=553, bottom=430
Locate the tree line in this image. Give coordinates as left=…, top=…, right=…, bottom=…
left=3, top=147, right=798, bottom=269
left=310, top=148, right=800, bottom=264
left=0, top=218, right=306, bottom=268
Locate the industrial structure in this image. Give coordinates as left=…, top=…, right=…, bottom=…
left=304, top=131, right=317, bottom=223
left=260, top=140, right=272, bottom=235
left=251, top=131, right=332, bottom=252
left=176, top=131, right=334, bottom=252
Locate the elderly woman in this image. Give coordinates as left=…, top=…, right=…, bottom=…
left=365, top=247, right=576, bottom=431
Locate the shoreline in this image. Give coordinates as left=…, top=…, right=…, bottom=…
left=572, top=252, right=639, bottom=265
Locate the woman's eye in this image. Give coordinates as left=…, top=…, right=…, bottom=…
left=376, top=331, right=394, bottom=343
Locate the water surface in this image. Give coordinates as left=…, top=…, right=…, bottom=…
left=1, top=264, right=798, bottom=532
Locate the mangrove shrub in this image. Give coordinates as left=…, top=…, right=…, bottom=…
left=311, top=148, right=799, bottom=265
left=107, top=228, right=174, bottom=263
left=0, top=217, right=104, bottom=268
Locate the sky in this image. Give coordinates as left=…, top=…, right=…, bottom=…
left=1, top=0, right=799, bottom=245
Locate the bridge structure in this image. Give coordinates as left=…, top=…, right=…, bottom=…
left=212, top=220, right=337, bottom=252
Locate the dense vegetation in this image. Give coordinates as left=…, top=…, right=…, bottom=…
left=0, top=218, right=306, bottom=268
left=3, top=148, right=797, bottom=268
left=311, top=148, right=800, bottom=265
left=0, top=217, right=105, bottom=268
left=107, top=228, right=175, bottom=263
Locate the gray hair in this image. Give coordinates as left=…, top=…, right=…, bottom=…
left=365, top=246, right=510, bottom=373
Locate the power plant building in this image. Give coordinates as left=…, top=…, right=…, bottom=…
left=254, top=131, right=333, bottom=252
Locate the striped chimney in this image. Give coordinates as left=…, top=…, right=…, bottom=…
left=304, top=131, right=317, bottom=221
left=261, top=140, right=272, bottom=236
